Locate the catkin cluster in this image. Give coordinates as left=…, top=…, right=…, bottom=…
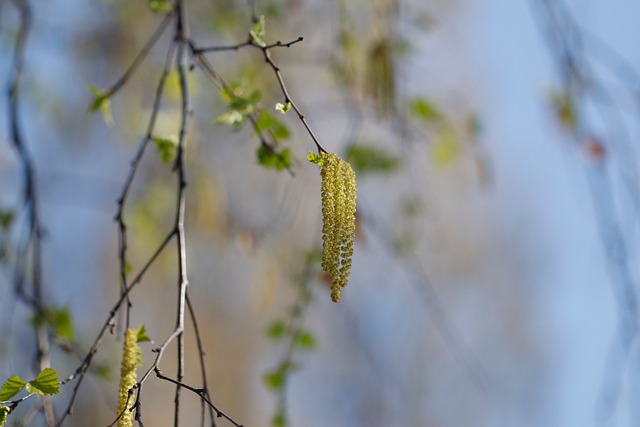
left=117, top=328, right=140, bottom=427
left=319, top=152, right=357, bottom=302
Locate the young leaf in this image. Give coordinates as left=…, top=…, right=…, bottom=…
left=86, top=84, right=113, bottom=126
left=93, top=362, right=112, bottom=380
left=345, top=144, right=400, bottom=175
left=136, top=325, right=152, bottom=343
left=0, top=376, right=27, bottom=401
left=275, top=102, right=291, bottom=114
left=49, top=307, right=74, bottom=342
left=228, top=89, right=261, bottom=112
left=0, top=406, right=8, bottom=426
left=256, top=111, right=290, bottom=140
left=250, top=15, right=267, bottom=47
left=25, top=368, right=60, bottom=396
left=0, top=211, right=13, bottom=230
left=271, top=410, right=287, bottom=427
left=215, top=110, right=245, bottom=127
left=153, top=135, right=179, bottom=164
left=267, top=321, right=286, bottom=340
left=257, top=146, right=292, bottom=171
left=549, top=88, right=576, bottom=131
left=263, top=371, right=284, bottom=391
left=410, top=97, right=443, bottom=124
left=123, top=261, right=133, bottom=278
left=306, top=151, right=323, bottom=167
left=296, top=331, right=316, bottom=350
left=147, top=0, right=172, bottom=14
left=431, top=126, right=459, bottom=166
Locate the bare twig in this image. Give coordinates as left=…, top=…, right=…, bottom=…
left=103, top=13, right=175, bottom=98
left=154, top=368, right=245, bottom=427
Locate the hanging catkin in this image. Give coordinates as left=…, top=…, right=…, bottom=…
left=117, top=328, right=140, bottom=427
left=319, top=152, right=357, bottom=302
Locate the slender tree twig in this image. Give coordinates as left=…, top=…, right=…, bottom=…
left=186, top=294, right=217, bottom=427
left=103, top=13, right=175, bottom=98
left=115, top=39, right=178, bottom=333
left=154, top=368, right=245, bottom=427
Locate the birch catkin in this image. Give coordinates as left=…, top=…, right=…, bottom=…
left=117, top=328, right=140, bottom=427
left=319, top=152, right=357, bottom=302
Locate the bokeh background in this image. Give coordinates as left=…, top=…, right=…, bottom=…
left=2, top=0, right=640, bottom=426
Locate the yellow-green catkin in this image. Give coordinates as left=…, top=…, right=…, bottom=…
left=117, top=328, right=140, bottom=427
left=319, top=152, right=357, bottom=302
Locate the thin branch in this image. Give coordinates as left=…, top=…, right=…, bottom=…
left=258, top=43, right=327, bottom=154
left=103, top=13, right=175, bottom=98
left=115, top=40, right=179, bottom=332
left=186, top=294, right=217, bottom=427
left=154, top=368, right=245, bottom=427
left=194, top=41, right=251, bottom=53
left=194, top=37, right=303, bottom=54
left=171, top=1, right=191, bottom=424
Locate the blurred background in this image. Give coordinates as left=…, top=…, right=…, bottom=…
left=1, top=0, right=640, bottom=426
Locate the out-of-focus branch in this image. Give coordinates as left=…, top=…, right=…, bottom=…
left=6, top=0, right=55, bottom=425
left=530, top=1, right=640, bottom=424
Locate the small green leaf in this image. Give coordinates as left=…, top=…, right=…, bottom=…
left=271, top=410, right=287, bottom=427
left=345, top=144, right=400, bottom=175
left=228, top=89, right=261, bottom=112
left=306, top=151, right=323, bottom=167
left=296, top=331, right=315, bottom=350
left=549, top=88, right=576, bottom=131
left=305, top=248, right=323, bottom=263
left=86, top=84, right=113, bottom=126
left=0, top=376, right=26, bottom=401
left=26, top=368, right=60, bottom=396
left=431, top=126, right=459, bottom=166
left=153, top=135, right=179, bottom=164
left=0, top=406, right=9, bottom=426
left=215, top=110, right=245, bottom=127
left=395, top=232, right=415, bottom=256
left=263, top=371, right=284, bottom=391
left=275, top=102, right=291, bottom=114
left=147, top=0, right=172, bottom=13
left=0, top=211, right=13, bottom=230
left=250, top=15, right=267, bottom=47
left=136, top=325, right=151, bottom=343
left=410, top=97, right=443, bottom=124
left=123, top=261, right=133, bottom=278
left=49, top=307, right=74, bottom=342
left=256, top=111, right=290, bottom=140
left=267, top=321, right=286, bottom=340
left=257, top=146, right=292, bottom=171
left=93, top=362, right=112, bottom=380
